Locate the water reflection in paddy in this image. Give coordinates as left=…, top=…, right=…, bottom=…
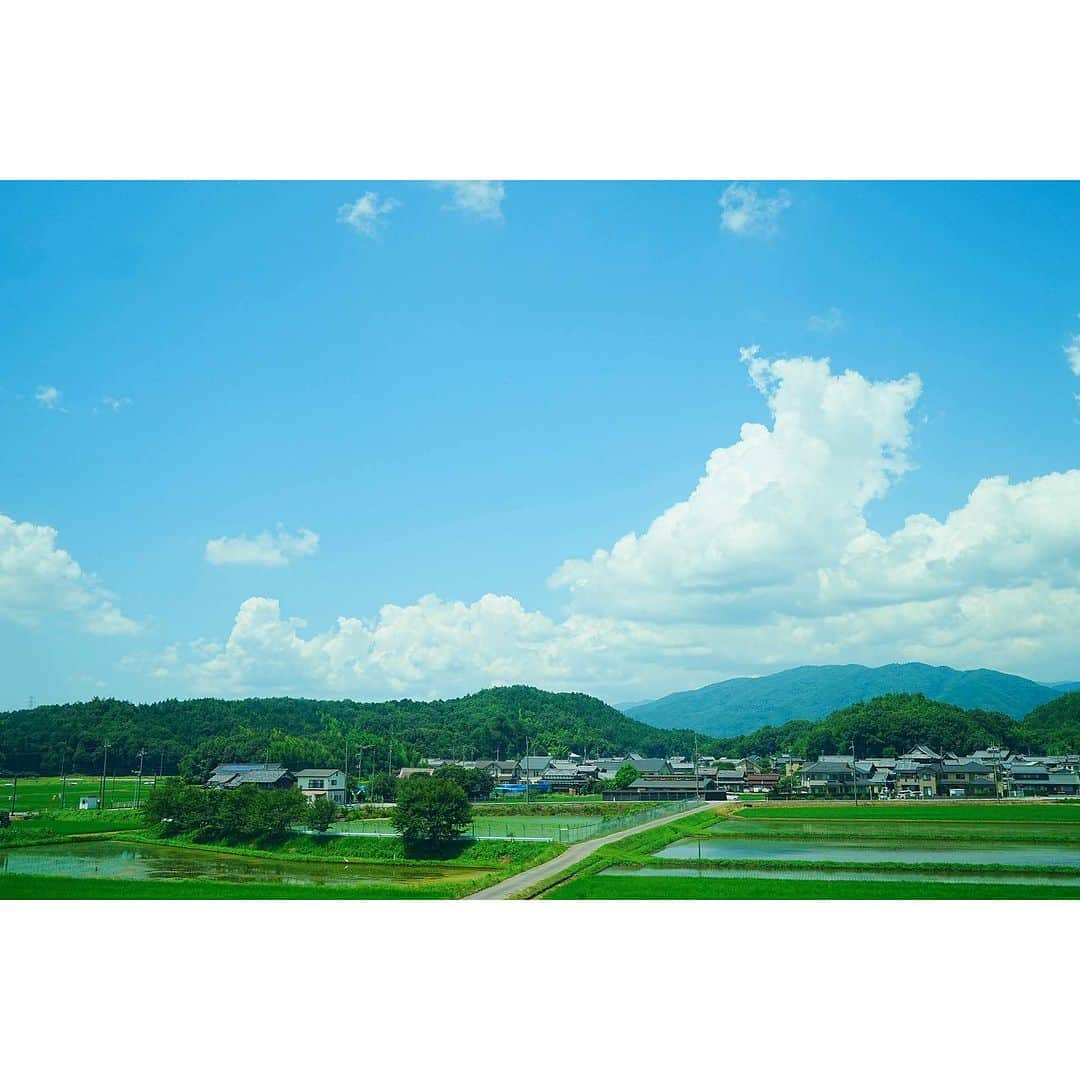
left=602, top=866, right=1080, bottom=887
left=0, top=842, right=482, bottom=887
left=656, top=837, right=1080, bottom=868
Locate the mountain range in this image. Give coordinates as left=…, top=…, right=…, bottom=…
left=623, top=663, right=1074, bottom=738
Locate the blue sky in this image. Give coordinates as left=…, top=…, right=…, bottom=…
left=2, top=180, right=1079, bottom=710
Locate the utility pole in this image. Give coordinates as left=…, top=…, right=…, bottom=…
left=134, top=748, right=146, bottom=809
left=694, top=733, right=701, bottom=802
left=157, top=748, right=165, bottom=781
left=99, top=739, right=111, bottom=811
left=344, top=737, right=350, bottom=804
left=356, top=745, right=373, bottom=803
left=524, top=733, right=531, bottom=805
left=850, top=739, right=858, bottom=807
left=59, top=748, right=67, bottom=810
left=9, top=775, right=16, bottom=813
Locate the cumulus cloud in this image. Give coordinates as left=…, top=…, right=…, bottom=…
left=35, top=385, right=64, bottom=410
left=99, top=396, right=132, bottom=413
left=437, top=181, right=506, bottom=222
left=719, top=183, right=792, bottom=236
left=337, top=192, right=400, bottom=237
left=204, top=526, right=320, bottom=567
left=146, top=348, right=1080, bottom=700
left=0, top=513, right=139, bottom=636
left=1067, top=332, right=1080, bottom=377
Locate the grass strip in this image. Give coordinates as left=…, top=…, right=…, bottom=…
left=0, top=873, right=461, bottom=900
left=544, top=875, right=1080, bottom=900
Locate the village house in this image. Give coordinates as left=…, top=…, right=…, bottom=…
left=295, top=768, right=347, bottom=805
left=593, top=757, right=671, bottom=781
left=605, top=775, right=723, bottom=802
left=207, top=763, right=296, bottom=790
left=397, top=767, right=435, bottom=781
left=1006, top=762, right=1080, bottom=797
left=541, top=764, right=599, bottom=794
left=937, top=759, right=997, bottom=798
left=743, top=771, right=780, bottom=793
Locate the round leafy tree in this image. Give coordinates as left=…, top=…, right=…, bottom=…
left=391, top=775, right=472, bottom=845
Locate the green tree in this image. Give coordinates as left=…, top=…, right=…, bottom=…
left=247, top=787, right=305, bottom=840
left=434, top=765, right=494, bottom=800
left=303, top=797, right=339, bottom=832
left=391, top=775, right=472, bottom=845
left=369, top=774, right=398, bottom=802
left=613, top=763, right=640, bottom=789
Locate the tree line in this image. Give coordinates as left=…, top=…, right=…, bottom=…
left=143, top=774, right=473, bottom=847
left=5, top=686, right=1080, bottom=779
left=0, top=685, right=706, bottom=778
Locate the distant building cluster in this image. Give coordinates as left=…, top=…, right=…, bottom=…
left=201, top=746, right=1080, bottom=806
left=791, top=746, right=1080, bottom=799
left=427, top=753, right=761, bottom=800
left=424, top=746, right=1080, bottom=801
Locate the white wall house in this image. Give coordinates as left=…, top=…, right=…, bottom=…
left=295, top=769, right=347, bottom=805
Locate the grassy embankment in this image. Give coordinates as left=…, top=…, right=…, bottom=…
left=0, top=874, right=464, bottom=900
left=715, top=801, right=1080, bottom=845
left=548, top=876, right=1080, bottom=899
left=0, top=810, right=145, bottom=848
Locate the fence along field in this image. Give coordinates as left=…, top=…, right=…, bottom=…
left=2, top=775, right=167, bottom=813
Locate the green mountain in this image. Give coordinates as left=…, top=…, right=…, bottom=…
left=711, top=691, right=1080, bottom=759
left=626, top=663, right=1067, bottom=738
left=711, top=693, right=1017, bottom=758
left=0, top=685, right=706, bottom=779
left=1018, top=692, right=1080, bottom=754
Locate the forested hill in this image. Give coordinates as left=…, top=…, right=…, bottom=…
left=0, top=686, right=706, bottom=779
left=626, top=663, right=1066, bottom=736
left=710, top=692, right=1080, bottom=758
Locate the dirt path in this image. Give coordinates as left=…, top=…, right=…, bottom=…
left=466, top=801, right=717, bottom=899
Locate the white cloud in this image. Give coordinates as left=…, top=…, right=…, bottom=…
left=35, top=385, right=63, bottom=410
left=438, top=181, right=505, bottom=222
left=337, top=192, right=400, bottom=237
left=205, top=526, right=319, bottom=567
left=718, top=183, right=792, bottom=236
left=808, top=307, right=845, bottom=333
left=99, top=396, right=132, bottom=413
left=1067, top=332, right=1080, bottom=377
left=0, top=513, right=139, bottom=636
left=151, top=349, right=1080, bottom=700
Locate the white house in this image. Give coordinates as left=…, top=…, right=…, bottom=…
left=295, top=769, right=347, bottom=805
left=78, top=795, right=99, bottom=810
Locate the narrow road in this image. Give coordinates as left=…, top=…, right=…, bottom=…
left=466, top=801, right=716, bottom=899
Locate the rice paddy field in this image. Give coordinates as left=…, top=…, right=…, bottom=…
left=0, top=800, right=565, bottom=899
left=331, top=814, right=599, bottom=840
left=542, top=800, right=1080, bottom=899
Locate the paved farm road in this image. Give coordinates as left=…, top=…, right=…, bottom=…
left=466, top=801, right=716, bottom=899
